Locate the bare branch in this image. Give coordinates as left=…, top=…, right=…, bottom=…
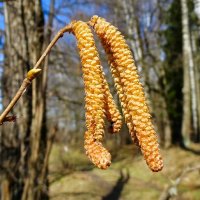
left=0, top=24, right=72, bottom=124
left=159, top=164, right=200, bottom=200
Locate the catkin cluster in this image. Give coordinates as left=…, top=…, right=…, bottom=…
left=71, top=20, right=122, bottom=169
left=70, top=16, right=163, bottom=172
left=89, top=16, right=163, bottom=172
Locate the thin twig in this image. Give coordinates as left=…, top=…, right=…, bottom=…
left=0, top=78, right=31, bottom=124
left=0, top=24, right=72, bottom=124
left=33, top=25, right=72, bottom=69
left=159, top=164, right=200, bottom=200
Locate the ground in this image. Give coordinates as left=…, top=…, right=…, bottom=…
left=49, top=144, right=200, bottom=200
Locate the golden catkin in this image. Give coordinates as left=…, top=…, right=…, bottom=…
left=71, top=21, right=122, bottom=136
left=102, top=75, right=122, bottom=134
left=84, top=131, right=111, bottom=169
left=74, top=23, right=105, bottom=140
left=89, top=16, right=163, bottom=172
left=71, top=20, right=121, bottom=168
left=100, top=36, right=138, bottom=145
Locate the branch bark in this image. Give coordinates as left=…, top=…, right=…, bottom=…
left=0, top=24, right=72, bottom=125
left=159, top=164, right=200, bottom=200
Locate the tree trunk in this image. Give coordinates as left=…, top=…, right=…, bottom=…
left=193, top=0, right=200, bottom=141
left=194, top=0, right=200, bottom=20
left=0, top=0, right=50, bottom=199
left=195, top=59, right=200, bottom=141
left=23, top=0, right=55, bottom=199
left=181, top=0, right=196, bottom=146
left=193, top=47, right=200, bottom=142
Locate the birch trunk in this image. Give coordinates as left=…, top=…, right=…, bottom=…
left=194, top=0, right=200, bottom=20
left=195, top=60, right=200, bottom=141
left=193, top=0, right=200, bottom=141
left=181, top=0, right=198, bottom=145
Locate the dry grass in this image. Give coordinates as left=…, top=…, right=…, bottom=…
left=49, top=144, right=200, bottom=200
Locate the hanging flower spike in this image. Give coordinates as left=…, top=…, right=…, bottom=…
left=71, top=21, right=122, bottom=136
left=99, top=34, right=139, bottom=145
left=111, top=65, right=139, bottom=145
left=89, top=16, right=163, bottom=172
left=101, top=74, right=122, bottom=134
left=84, top=130, right=111, bottom=169
left=71, top=20, right=108, bottom=168
left=71, top=20, right=121, bottom=169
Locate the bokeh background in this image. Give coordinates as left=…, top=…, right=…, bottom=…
left=0, top=0, right=200, bottom=199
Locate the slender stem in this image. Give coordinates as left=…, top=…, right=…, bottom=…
left=0, top=24, right=72, bottom=124
left=0, top=79, right=31, bottom=124
left=33, top=25, right=72, bottom=69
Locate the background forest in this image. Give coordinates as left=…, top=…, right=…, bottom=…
left=0, top=0, right=200, bottom=199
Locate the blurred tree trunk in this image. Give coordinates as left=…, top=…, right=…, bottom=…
left=121, top=0, right=143, bottom=66
left=1, top=179, right=10, bottom=200
left=181, top=0, right=196, bottom=146
left=193, top=0, right=200, bottom=141
left=22, top=0, right=55, bottom=199
left=1, top=1, right=35, bottom=199
left=0, top=0, right=53, bottom=199
left=194, top=0, right=200, bottom=19
left=194, top=57, right=200, bottom=142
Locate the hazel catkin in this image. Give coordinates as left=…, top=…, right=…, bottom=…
left=102, top=75, right=122, bottom=134
left=71, top=20, right=122, bottom=169
left=89, top=15, right=163, bottom=172
left=84, top=130, right=111, bottom=169
left=99, top=33, right=139, bottom=145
